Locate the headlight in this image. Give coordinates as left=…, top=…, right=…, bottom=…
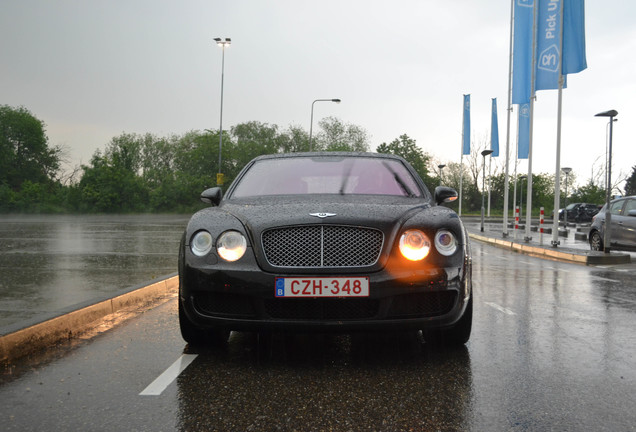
left=191, top=231, right=213, bottom=257
left=399, top=229, right=431, bottom=261
left=435, top=230, right=457, bottom=256
left=217, top=230, right=247, bottom=262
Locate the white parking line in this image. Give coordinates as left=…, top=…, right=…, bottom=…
left=484, top=302, right=516, bottom=316
left=140, top=354, right=198, bottom=396
left=590, top=275, right=620, bottom=283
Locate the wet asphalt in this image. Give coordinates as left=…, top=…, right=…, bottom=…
left=1, top=238, right=636, bottom=431
left=0, top=214, right=187, bottom=331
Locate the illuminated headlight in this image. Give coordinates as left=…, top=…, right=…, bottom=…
left=217, top=230, right=247, bottom=262
left=435, top=230, right=457, bottom=256
left=399, top=229, right=431, bottom=261
left=191, top=231, right=213, bottom=257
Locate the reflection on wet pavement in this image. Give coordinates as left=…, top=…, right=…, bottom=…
left=0, top=214, right=188, bottom=329
left=179, top=332, right=473, bottom=431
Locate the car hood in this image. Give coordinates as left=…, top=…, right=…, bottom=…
left=220, top=195, right=432, bottom=234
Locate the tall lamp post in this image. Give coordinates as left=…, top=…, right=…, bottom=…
left=438, top=164, right=446, bottom=186
left=519, top=175, right=527, bottom=221
left=561, top=167, right=572, bottom=227
left=481, top=149, right=494, bottom=232
left=595, top=109, right=618, bottom=253
left=214, top=37, right=231, bottom=186
left=309, top=99, right=341, bottom=151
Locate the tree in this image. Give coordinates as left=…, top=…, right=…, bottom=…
left=0, top=105, right=62, bottom=190
left=625, top=166, right=636, bottom=196
left=77, top=133, right=153, bottom=212
left=277, top=125, right=309, bottom=153
left=230, top=121, right=280, bottom=171
left=570, top=180, right=605, bottom=204
left=376, top=134, right=433, bottom=186
left=315, top=117, right=370, bottom=152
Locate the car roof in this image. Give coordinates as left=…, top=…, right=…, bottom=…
left=611, top=195, right=636, bottom=202
left=250, top=152, right=408, bottom=163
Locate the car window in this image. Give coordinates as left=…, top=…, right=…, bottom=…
left=609, top=200, right=625, bottom=216
left=230, top=157, right=425, bottom=198
left=624, top=199, right=636, bottom=214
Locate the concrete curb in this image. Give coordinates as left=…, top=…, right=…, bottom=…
left=0, top=275, right=178, bottom=364
left=468, top=233, right=631, bottom=265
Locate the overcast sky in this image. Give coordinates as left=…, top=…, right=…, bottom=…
left=1, top=0, right=634, bottom=190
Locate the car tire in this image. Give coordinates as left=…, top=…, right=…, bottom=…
left=178, top=295, right=229, bottom=346
left=423, top=297, right=472, bottom=346
left=589, top=231, right=604, bottom=251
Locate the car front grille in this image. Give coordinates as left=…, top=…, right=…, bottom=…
left=262, top=225, right=383, bottom=268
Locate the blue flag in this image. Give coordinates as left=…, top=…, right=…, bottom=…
left=562, top=0, right=587, bottom=74
left=512, top=0, right=534, bottom=104
left=517, top=103, right=530, bottom=159
left=462, top=94, right=470, bottom=155
left=491, top=98, right=499, bottom=157
left=536, top=0, right=567, bottom=91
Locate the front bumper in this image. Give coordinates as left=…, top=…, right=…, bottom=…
left=180, top=252, right=471, bottom=333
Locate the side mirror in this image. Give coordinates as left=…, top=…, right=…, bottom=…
left=627, top=209, right=636, bottom=217
left=200, top=187, right=223, bottom=206
left=434, top=186, right=458, bottom=205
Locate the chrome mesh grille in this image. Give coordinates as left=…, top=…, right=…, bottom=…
left=262, top=225, right=383, bottom=268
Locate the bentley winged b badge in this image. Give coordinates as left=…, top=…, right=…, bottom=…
left=309, top=212, right=337, bottom=219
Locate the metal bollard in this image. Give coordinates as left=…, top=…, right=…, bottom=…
left=540, top=207, right=544, bottom=244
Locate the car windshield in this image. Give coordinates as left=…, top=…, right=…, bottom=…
left=230, top=156, right=425, bottom=198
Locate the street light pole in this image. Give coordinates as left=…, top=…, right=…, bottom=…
left=481, top=149, right=494, bottom=232
left=595, top=109, right=618, bottom=253
left=214, top=37, right=231, bottom=186
left=562, top=167, right=572, bottom=227
left=438, top=164, right=446, bottom=187
left=519, top=175, right=527, bottom=221
left=309, top=99, right=341, bottom=151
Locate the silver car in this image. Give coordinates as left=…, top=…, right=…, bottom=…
left=589, top=196, right=636, bottom=252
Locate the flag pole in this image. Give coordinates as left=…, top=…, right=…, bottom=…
left=459, top=151, right=464, bottom=216
left=487, top=155, right=492, bottom=216
left=503, top=0, right=514, bottom=237
left=551, top=0, right=566, bottom=247
left=524, top=0, right=538, bottom=243
left=459, top=95, right=463, bottom=216
left=459, top=94, right=469, bottom=217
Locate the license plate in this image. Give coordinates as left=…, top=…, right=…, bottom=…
left=275, top=277, right=369, bottom=298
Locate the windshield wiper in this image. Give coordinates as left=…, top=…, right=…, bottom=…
left=339, top=160, right=354, bottom=195
left=382, top=162, right=414, bottom=197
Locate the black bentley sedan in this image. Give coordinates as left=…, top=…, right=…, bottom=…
left=178, top=152, right=473, bottom=346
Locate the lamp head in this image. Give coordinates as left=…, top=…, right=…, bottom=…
left=481, top=149, right=494, bottom=157
left=562, top=167, right=572, bottom=174
left=332, top=99, right=341, bottom=103
left=595, top=109, right=618, bottom=118
left=214, top=37, right=231, bottom=47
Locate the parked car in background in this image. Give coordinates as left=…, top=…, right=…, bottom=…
left=555, top=202, right=601, bottom=223
left=589, top=196, right=636, bottom=252
left=178, top=152, right=473, bottom=347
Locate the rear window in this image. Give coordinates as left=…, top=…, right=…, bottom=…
left=230, top=156, right=425, bottom=198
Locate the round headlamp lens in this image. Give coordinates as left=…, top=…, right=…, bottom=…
left=435, top=230, right=457, bottom=256
left=399, top=229, right=431, bottom=261
left=191, top=231, right=213, bottom=257
left=217, top=231, right=247, bottom=262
